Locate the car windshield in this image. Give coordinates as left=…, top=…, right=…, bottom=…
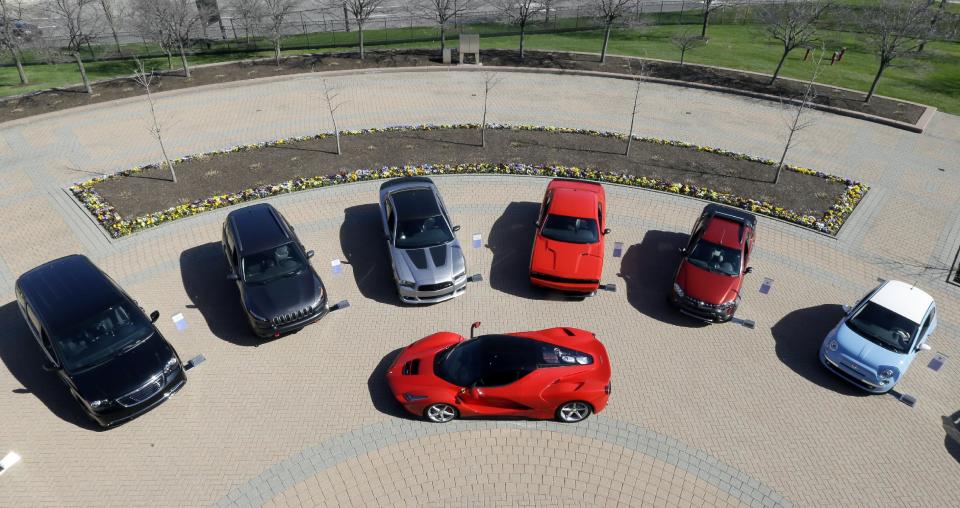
left=395, top=215, right=453, bottom=249
left=846, top=302, right=920, bottom=354
left=540, top=214, right=599, bottom=244
left=54, top=303, right=153, bottom=372
left=686, top=240, right=742, bottom=276
left=242, top=243, right=307, bottom=284
left=435, top=335, right=592, bottom=387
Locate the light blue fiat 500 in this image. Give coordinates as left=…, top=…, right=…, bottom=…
left=819, top=280, right=937, bottom=393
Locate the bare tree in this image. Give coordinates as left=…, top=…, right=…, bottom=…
left=131, top=58, right=177, bottom=183
left=700, top=0, right=740, bottom=38
left=0, top=0, right=29, bottom=84
left=762, top=1, right=829, bottom=85
left=670, top=31, right=705, bottom=66
left=492, top=0, right=543, bottom=60
left=413, top=0, right=474, bottom=55
left=99, top=0, right=126, bottom=54
left=774, top=49, right=824, bottom=185
left=320, top=78, right=344, bottom=155
left=624, top=59, right=647, bottom=156
left=73, top=51, right=92, bottom=92
left=859, top=0, right=937, bottom=102
left=338, top=0, right=385, bottom=60
left=43, top=0, right=101, bottom=53
left=592, top=0, right=632, bottom=63
left=131, top=0, right=200, bottom=77
left=228, top=0, right=264, bottom=43
left=480, top=72, right=500, bottom=147
left=918, top=0, right=949, bottom=52
left=262, top=0, right=299, bottom=65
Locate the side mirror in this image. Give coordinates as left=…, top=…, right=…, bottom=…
left=745, top=267, right=753, bottom=274
left=470, top=321, right=481, bottom=339
left=919, top=343, right=932, bottom=352
left=452, top=225, right=461, bottom=232
left=149, top=310, right=160, bottom=323
left=306, top=250, right=315, bottom=259
left=41, top=361, right=59, bottom=372
left=842, top=304, right=852, bottom=313
left=226, top=272, right=239, bottom=281
left=602, top=228, right=611, bottom=235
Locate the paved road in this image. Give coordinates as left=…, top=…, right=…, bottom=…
left=0, top=68, right=958, bottom=507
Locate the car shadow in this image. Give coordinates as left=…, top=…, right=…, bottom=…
left=487, top=201, right=551, bottom=300
left=0, top=301, right=101, bottom=430
left=367, top=347, right=418, bottom=420
left=180, top=242, right=260, bottom=347
left=340, top=204, right=402, bottom=306
left=618, top=231, right=707, bottom=328
left=945, top=411, right=960, bottom=463
left=771, top=304, right=866, bottom=396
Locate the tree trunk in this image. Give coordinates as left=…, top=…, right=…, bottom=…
left=166, top=49, right=173, bottom=70
left=865, top=62, right=887, bottom=103
left=179, top=44, right=191, bottom=78
left=74, top=53, right=92, bottom=94
left=680, top=48, right=686, bottom=66
left=359, top=22, right=365, bottom=60
left=701, top=10, right=710, bottom=38
left=440, top=23, right=446, bottom=54
left=625, top=82, right=640, bottom=156
left=11, top=49, right=27, bottom=85
left=770, top=49, right=789, bottom=85
left=519, top=24, right=526, bottom=60
left=274, top=40, right=281, bottom=66
left=111, top=30, right=121, bottom=54
left=601, top=23, right=612, bottom=63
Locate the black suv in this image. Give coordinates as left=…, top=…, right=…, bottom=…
left=222, top=203, right=329, bottom=338
left=14, top=255, right=187, bottom=428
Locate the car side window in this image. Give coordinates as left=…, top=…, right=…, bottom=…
left=919, top=308, right=936, bottom=338
left=538, top=192, right=552, bottom=226
left=743, top=232, right=751, bottom=263
left=597, top=203, right=603, bottom=226
left=386, top=201, right=396, bottom=235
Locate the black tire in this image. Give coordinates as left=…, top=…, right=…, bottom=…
left=556, top=400, right=592, bottom=423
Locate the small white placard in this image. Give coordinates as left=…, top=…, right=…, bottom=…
left=331, top=258, right=342, bottom=275
left=171, top=313, right=187, bottom=331
left=472, top=234, right=482, bottom=249
left=0, top=451, right=21, bottom=475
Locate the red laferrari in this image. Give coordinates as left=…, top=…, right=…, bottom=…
left=529, top=179, right=610, bottom=294
left=386, top=325, right=611, bottom=423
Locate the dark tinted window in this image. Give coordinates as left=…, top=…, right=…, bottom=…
left=241, top=243, right=307, bottom=284
left=847, top=302, right=920, bottom=354
left=55, top=302, right=153, bottom=372
left=392, top=189, right=453, bottom=249
left=435, top=335, right=593, bottom=387
left=686, top=240, right=742, bottom=276
left=540, top=215, right=599, bottom=244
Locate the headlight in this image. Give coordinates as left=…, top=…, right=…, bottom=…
left=311, top=288, right=327, bottom=310
left=718, top=298, right=738, bottom=309
left=398, top=279, right=417, bottom=289
left=248, top=308, right=270, bottom=322
left=878, top=367, right=898, bottom=380
left=827, top=340, right=839, bottom=352
left=673, top=283, right=684, bottom=298
left=88, top=399, right=113, bottom=410
left=163, top=357, right=180, bottom=374
left=455, top=271, right=466, bottom=279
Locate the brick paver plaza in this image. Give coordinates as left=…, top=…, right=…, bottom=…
left=0, top=69, right=958, bottom=507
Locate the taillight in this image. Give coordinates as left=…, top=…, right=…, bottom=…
left=604, top=383, right=612, bottom=395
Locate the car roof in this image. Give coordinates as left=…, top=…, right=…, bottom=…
left=702, top=216, right=745, bottom=249
left=390, top=187, right=442, bottom=220
left=227, top=203, right=291, bottom=254
left=15, top=255, right=126, bottom=334
left=548, top=183, right=601, bottom=218
left=869, top=280, right=934, bottom=324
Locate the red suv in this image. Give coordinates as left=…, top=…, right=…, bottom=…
left=670, top=204, right=756, bottom=322
left=529, top=179, right=610, bottom=294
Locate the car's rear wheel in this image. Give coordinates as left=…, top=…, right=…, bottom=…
left=556, top=401, right=592, bottom=423
left=424, top=403, right=458, bottom=423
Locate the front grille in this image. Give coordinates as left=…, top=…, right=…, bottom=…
left=824, top=358, right=878, bottom=390
left=272, top=307, right=313, bottom=325
left=682, top=295, right=722, bottom=309
left=418, top=281, right=453, bottom=292
left=118, top=375, right=164, bottom=407
left=530, top=272, right=599, bottom=285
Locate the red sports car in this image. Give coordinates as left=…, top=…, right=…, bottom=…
left=529, top=179, right=610, bottom=294
left=670, top=204, right=757, bottom=322
left=386, top=325, right=611, bottom=423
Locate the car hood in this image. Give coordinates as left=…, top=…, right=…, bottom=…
left=392, top=241, right=465, bottom=286
left=828, top=322, right=911, bottom=371
left=530, top=236, right=603, bottom=280
left=386, top=332, right=462, bottom=393
left=242, top=270, right=324, bottom=319
left=676, top=261, right=740, bottom=304
left=71, top=332, right=175, bottom=401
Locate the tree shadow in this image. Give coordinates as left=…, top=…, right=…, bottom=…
left=367, top=347, right=417, bottom=420
left=487, top=201, right=550, bottom=300
left=0, top=301, right=101, bottom=430
left=945, top=410, right=960, bottom=464
left=340, top=204, right=402, bottom=306
left=618, top=231, right=706, bottom=328
left=771, top=305, right=866, bottom=396
left=180, top=242, right=260, bottom=346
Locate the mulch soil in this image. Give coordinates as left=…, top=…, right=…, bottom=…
left=93, top=128, right=844, bottom=220
left=1, top=49, right=924, bottom=124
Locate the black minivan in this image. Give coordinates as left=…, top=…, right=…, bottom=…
left=14, top=255, right=186, bottom=428
left=222, top=203, right=330, bottom=338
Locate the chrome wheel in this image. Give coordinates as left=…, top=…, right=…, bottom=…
left=425, top=403, right=457, bottom=423
left=557, top=401, right=591, bottom=423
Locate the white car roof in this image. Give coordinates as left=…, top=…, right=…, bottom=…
left=869, top=280, right=934, bottom=324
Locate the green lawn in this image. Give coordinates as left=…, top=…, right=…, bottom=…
left=3, top=21, right=959, bottom=114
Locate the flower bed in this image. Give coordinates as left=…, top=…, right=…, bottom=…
left=70, top=124, right=868, bottom=238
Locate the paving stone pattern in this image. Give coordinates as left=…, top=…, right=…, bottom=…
left=0, top=71, right=958, bottom=507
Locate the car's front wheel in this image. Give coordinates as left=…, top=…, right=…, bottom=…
left=424, top=403, right=458, bottom=423
left=556, top=401, right=592, bottom=423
